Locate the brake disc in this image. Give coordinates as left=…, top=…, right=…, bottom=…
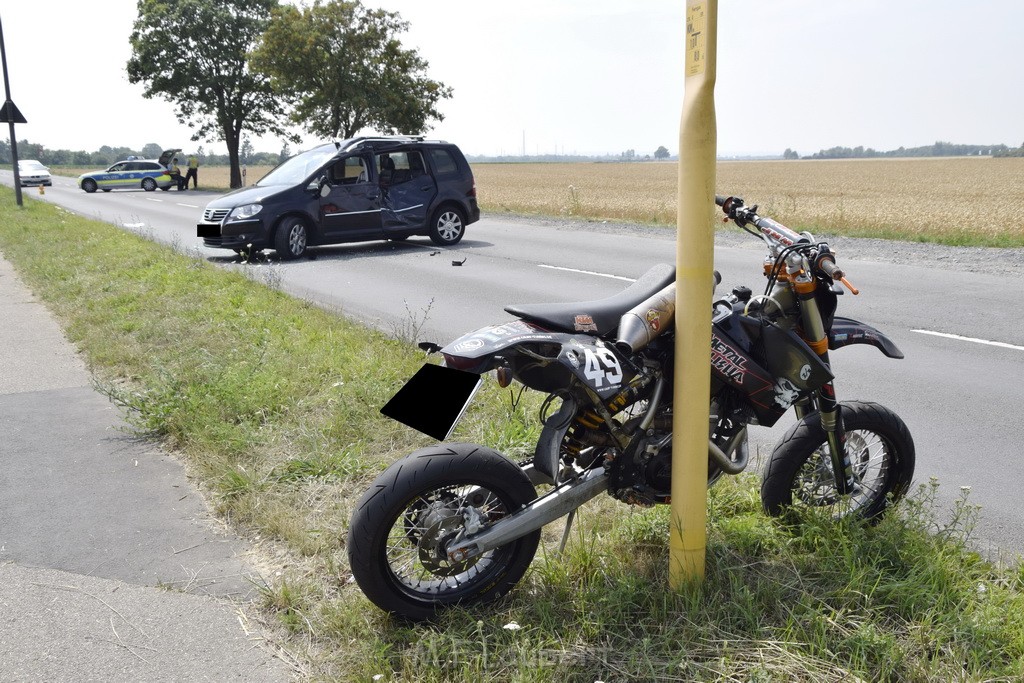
left=417, top=514, right=481, bottom=577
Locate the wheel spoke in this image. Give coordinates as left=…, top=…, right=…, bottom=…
left=791, top=428, right=895, bottom=517
left=381, top=482, right=514, bottom=593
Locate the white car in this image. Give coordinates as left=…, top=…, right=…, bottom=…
left=18, top=160, right=52, bottom=187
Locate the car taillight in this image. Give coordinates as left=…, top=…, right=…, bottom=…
left=469, top=182, right=476, bottom=197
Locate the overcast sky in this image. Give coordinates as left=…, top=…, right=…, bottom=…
left=2, top=0, right=1022, bottom=158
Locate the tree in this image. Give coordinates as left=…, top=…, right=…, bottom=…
left=251, top=0, right=452, bottom=140
left=783, top=148, right=799, bottom=160
left=127, top=0, right=295, bottom=188
left=654, top=145, right=670, bottom=160
left=141, top=143, right=163, bottom=159
left=240, top=136, right=254, bottom=164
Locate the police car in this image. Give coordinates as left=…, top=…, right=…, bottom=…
left=77, top=148, right=181, bottom=193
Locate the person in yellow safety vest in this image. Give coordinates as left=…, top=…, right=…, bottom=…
left=170, top=158, right=186, bottom=190
left=184, top=154, right=199, bottom=189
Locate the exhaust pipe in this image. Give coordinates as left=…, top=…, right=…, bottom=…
left=615, top=271, right=721, bottom=355
left=615, top=283, right=676, bottom=355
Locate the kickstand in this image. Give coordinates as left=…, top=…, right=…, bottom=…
left=557, top=509, right=576, bottom=555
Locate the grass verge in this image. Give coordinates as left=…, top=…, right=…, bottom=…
left=2, top=191, right=1022, bottom=681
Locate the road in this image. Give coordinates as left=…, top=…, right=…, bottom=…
left=6, top=172, right=1024, bottom=559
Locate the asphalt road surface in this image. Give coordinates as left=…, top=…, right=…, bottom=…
left=6, top=171, right=1024, bottom=560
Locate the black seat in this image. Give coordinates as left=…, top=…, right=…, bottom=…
left=504, top=263, right=676, bottom=336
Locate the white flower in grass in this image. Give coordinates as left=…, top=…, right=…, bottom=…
left=503, top=621, right=522, bottom=631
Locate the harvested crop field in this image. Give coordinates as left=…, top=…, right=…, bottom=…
left=51, top=156, right=1022, bottom=246
left=472, top=157, right=1024, bottom=247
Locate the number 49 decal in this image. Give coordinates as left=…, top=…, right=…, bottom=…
left=582, top=347, right=623, bottom=388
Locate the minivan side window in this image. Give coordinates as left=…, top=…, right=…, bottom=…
left=330, top=156, right=369, bottom=185
left=428, top=149, right=459, bottom=177
left=377, top=151, right=426, bottom=186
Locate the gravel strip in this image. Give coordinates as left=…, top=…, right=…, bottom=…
left=485, top=212, right=1024, bottom=279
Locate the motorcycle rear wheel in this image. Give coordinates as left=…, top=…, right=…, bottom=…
left=347, top=443, right=540, bottom=621
left=761, top=401, right=915, bottom=521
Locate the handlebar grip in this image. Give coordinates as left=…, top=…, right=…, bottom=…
left=817, top=257, right=844, bottom=280
left=715, top=195, right=728, bottom=207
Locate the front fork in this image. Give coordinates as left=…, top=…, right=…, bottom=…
left=792, top=272, right=856, bottom=495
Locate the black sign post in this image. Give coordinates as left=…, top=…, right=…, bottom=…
left=0, top=13, right=27, bottom=206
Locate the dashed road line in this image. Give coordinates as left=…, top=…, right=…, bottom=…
left=912, top=329, right=1024, bottom=351
left=538, top=264, right=635, bottom=282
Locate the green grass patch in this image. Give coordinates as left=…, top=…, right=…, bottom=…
left=2, top=190, right=1022, bottom=681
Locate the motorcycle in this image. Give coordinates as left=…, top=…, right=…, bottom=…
left=348, top=196, right=915, bottom=620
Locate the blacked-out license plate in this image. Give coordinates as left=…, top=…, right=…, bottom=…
left=197, top=224, right=220, bottom=238
left=380, top=363, right=482, bottom=441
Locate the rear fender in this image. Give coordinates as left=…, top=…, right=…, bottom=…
left=442, top=321, right=632, bottom=398
left=441, top=320, right=560, bottom=374
left=829, top=316, right=904, bottom=359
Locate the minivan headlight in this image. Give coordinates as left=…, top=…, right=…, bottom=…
left=229, top=203, right=263, bottom=220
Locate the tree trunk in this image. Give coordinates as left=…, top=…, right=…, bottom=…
left=224, top=126, right=242, bottom=188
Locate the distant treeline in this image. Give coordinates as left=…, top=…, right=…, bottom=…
left=0, top=139, right=287, bottom=167
left=797, top=141, right=1021, bottom=160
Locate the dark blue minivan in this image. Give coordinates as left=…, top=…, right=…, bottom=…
left=197, top=136, right=480, bottom=259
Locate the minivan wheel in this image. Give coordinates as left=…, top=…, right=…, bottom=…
left=274, top=217, right=308, bottom=260
left=429, top=207, right=465, bottom=246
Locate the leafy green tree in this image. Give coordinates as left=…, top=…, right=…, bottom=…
left=17, top=140, right=44, bottom=160
left=654, top=145, right=670, bottom=160
left=127, top=0, right=295, bottom=187
left=141, top=143, right=163, bottom=159
left=251, top=0, right=452, bottom=140
left=240, top=136, right=254, bottom=164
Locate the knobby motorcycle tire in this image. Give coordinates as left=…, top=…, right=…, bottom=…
left=761, top=400, right=915, bottom=522
left=347, top=443, right=541, bottom=621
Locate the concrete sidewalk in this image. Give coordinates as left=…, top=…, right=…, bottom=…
left=0, top=253, right=294, bottom=681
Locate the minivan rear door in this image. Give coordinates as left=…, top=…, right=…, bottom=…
left=319, top=155, right=383, bottom=239
left=377, top=150, right=437, bottom=234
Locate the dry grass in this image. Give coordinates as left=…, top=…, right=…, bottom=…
left=53, top=156, right=1024, bottom=246
left=473, top=157, right=1024, bottom=247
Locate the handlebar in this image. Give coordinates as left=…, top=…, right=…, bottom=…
left=716, top=195, right=804, bottom=247
left=717, top=194, right=860, bottom=294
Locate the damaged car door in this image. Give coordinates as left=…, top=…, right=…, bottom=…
left=377, top=150, right=437, bottom=236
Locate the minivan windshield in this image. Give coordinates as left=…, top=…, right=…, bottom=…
left=257, top=145, right=339, bottom=187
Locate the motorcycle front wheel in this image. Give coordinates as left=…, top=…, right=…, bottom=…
left=761, top=401, right=915, bottom=521
left=347, top=443, right=540, bottom=621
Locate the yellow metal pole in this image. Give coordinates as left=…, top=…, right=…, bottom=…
left=670, top=0, right=717, bottom=587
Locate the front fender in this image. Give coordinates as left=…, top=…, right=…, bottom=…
left=829, top=316, right=904, bottom=359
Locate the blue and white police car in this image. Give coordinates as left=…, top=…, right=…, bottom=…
left=78, top=148, right=181, bottom=193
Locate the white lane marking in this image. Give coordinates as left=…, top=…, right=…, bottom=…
left=176, top=203, right=199, bottom=208
left=912, top=329, right=1024, bottom=352
left=538, top=264, right=635, bottom=282
left=144, top=198, right=162, bottom=202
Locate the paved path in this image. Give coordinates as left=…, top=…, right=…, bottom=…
left=0, top=253, right=294, bottom=681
